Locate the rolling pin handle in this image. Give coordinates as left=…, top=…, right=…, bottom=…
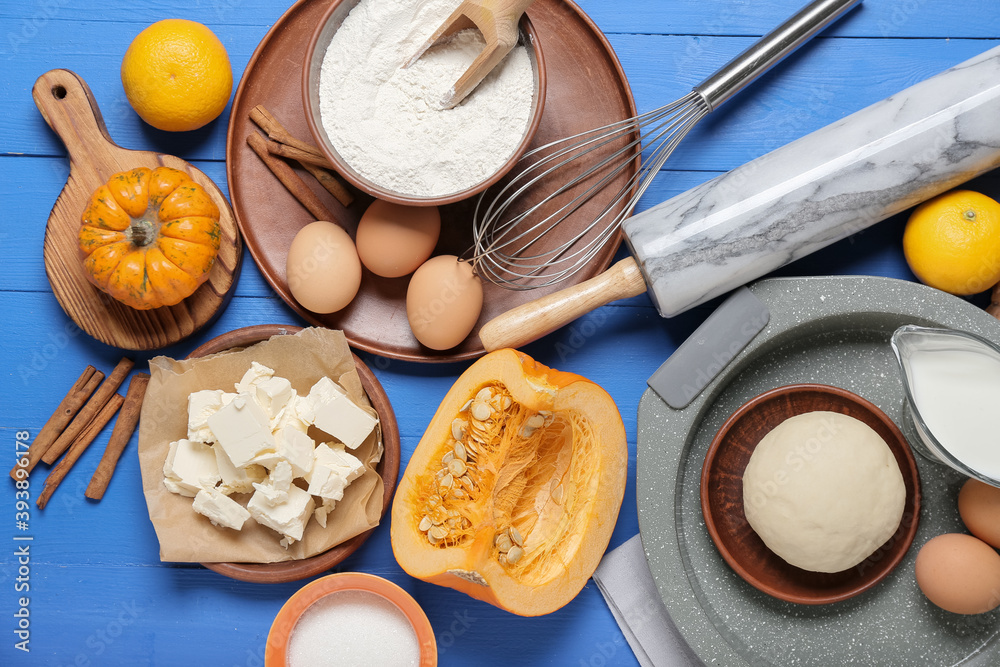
left=478, top=257, right=648, bottom=351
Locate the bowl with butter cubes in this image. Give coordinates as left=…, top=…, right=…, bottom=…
left=138, top=324, right=399, bottom=583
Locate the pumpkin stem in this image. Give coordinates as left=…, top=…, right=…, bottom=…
left=129, top=218, right=157, bottom=247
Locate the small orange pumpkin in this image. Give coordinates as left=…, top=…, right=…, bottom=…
left=78, top=167, right=221, bottom=310
left=391, top=349, right=627, bottom=616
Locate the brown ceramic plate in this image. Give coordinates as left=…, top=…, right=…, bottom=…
left=700, top=383, right=921, bottom=605
left=187, top=324, right=400, bottom=583
left=226, top=0, right=637, bottom=362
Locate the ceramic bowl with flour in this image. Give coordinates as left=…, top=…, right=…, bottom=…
left=304, top=0, right=546, bottom=206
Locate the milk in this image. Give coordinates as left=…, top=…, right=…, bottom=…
left=905, top=346, right=1000, bottom=480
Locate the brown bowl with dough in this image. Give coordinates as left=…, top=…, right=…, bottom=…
left=701, top=383, right=921, bottom=605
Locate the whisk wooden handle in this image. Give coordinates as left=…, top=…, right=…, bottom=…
left=478, top=257, right=647, bottom=351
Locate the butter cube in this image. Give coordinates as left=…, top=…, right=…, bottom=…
left=314, top=498, right=336, bottom=528
left=192, top=487, right=251, bottom=530
left=235, top=361, right=275, bottom=394
left=251, top=461, right=294, bottom=506
left=253, top=376, right=294, bottom=420
left=247, top=483, right=315, bottom=544
left=305, top=378, right=378, bottom=449
left=214, top=445, right=266, bottom=495
left=186, top=390, right=237, bottom=443
left=208, top=394, right=277, bottom=468
left=305, top=443, right=365, bottom=501
left=163, top=439, right=221, bottom=497
left=275, top=427, right=315, bottom=478
left=271, top=393, right=310, bottom=435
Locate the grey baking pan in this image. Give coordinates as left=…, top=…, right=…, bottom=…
left=637, top=275, right=1000, bottom=666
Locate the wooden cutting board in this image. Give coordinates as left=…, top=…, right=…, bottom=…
left=34, top=69, right=242, bottom=351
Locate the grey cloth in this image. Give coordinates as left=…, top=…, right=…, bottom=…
left=593, top=534, right=702, bottom=667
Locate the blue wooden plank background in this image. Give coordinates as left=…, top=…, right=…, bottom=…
left=2, top=0, right=1000, bottom=664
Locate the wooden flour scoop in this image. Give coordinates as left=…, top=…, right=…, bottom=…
left=406, top=0, right=536, bottom=109
left=33, top=69, right=241, bottom=351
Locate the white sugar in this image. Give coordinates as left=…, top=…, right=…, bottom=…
left=287, top=590, right=421, bottom=666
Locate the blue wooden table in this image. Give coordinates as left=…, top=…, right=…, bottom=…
left=3, top=0, right=999, bottom=664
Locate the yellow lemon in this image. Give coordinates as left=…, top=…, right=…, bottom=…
left=903, top=190, right=1000, bottom=295
left=121, top=19, right=232, bottom=132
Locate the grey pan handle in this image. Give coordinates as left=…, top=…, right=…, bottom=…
left=694, top=0, right=862, bottom=111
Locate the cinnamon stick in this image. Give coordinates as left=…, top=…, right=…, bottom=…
left=247, top=132, right=337, bottom=222
left=85, top=374, right=150, bottom=501
left=10, top=366, right=104, bottom=480
left=301, top=162, right=354, bottom=208
left=42, top=357, right=134, bottom=465
left=250, top=105, right=353, bottom=207
left=249, top=105, right=324, bottom=156
left=263, top=140, right=354, bottom=207
left=37, top=392, right=125, bottom=510
left=264, top=139, right=333, bottom=169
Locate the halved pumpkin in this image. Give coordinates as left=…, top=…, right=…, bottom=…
left=390, top=349, right=627, bottom=616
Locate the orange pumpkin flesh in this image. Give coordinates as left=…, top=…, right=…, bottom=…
left=391, top=349, right=627, bottom=616
left=78, top=166, right=221, bottom=310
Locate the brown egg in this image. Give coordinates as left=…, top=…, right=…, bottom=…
left=406, top=255, right=483, bottom=350
left=285, top=221, right=361, bottom=314
left=959, top=479, right=1000, bottom=549
left=356, top=200, right=441, bottom=278
left=914, top=533, right=1000, bottom=614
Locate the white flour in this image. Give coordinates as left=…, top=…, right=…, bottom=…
left=318, top=0, right=535, bottom=198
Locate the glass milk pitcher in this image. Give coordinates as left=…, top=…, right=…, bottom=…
left=891, top=325, right=1000, bottom=488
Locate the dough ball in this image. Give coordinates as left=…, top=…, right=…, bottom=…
left=742, top=411, right=905, bottom=573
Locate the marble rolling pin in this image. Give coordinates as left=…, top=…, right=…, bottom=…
left=478, top=45, right=1000, bottom=352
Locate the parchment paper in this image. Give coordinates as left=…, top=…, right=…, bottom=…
left=138, top=328, right=383, bottom=563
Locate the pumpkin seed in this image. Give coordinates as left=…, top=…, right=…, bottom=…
left=418, top=516, right=433, bottom=532
left=452, top=488, right=466, bottom=499
left=448, top=459, right=467, bottom=477
left=496, top=534, right=512, bottom=552
left=452, top=418, right=468, bottom=441
left=430, top=525, right=449, bottom=540
left=440, top=473, right=454, bottom=489
left=427, top=532, right=440, bottom=545
left=506, top=545, right=524, bottom=564
left=526, top=414, right=545, bottom=429
left=498, top=552, right=508, bottom=565
left=471, top=401, right=492, bottom=421
left=460, top=398, right=473, bottom=413
left=509, top=526, right=524, bottom=547
left=502, top=396, right=513, bottom=410
left=453, top=441, right=467, bottom=462
left=476, top=387, right=493, bottom=402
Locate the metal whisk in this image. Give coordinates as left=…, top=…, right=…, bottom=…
left=470, top=0, right=860, bottom=289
